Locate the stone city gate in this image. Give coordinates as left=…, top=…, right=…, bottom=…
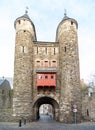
left=13, top=11, right=82, bottom=123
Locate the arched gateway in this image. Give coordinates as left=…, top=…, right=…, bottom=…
left=32, top=96, right=59, bottom=121
left=13, top=10, right=82, bottom=123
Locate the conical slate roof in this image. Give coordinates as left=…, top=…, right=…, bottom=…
left=60, top=12, right=78, bottom=28
left=17, top=13, right=32, bottom=22
left=56, top=12, right=78, bottom=41
left=14, top=12, right=35, bottom=29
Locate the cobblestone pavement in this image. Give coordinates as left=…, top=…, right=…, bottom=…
left=0, top=115, right=95, bottom=130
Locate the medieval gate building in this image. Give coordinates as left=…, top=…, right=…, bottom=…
left=13, top=11, right=82, bottom=123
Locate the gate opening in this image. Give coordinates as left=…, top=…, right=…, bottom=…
left=33, top=96, right=59, bottom=121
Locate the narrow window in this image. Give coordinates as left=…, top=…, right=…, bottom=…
left=64, top=47, right=66, bottom=52
left=87, top=109, right=89, bottom=116
left=21, top=46, right=27, bottom=53
left=54, top=48, right=55, bottom=55
left=22, top=46, right=24, bottom=53
left=45, top=47, right=47, bottom=54
left=18, top=20, right=21, bottom=24
left=71, top=21, right=73, bottom=25
left=37, top=47, right=38, bottom=54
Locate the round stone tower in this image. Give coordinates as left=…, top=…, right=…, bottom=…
left=13, top=11, right=36, bottom=121
left=56, top=13, right=82, bottom=123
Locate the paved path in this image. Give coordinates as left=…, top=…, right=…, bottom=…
left=0, top=115, right=95, bottom=130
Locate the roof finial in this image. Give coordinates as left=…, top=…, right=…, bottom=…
left=25, top=6, right=29, bottom=14
left=64, top=9, right=67, bottom=17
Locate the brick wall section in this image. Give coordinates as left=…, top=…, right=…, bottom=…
left=33, top=41, right=60, bottom=97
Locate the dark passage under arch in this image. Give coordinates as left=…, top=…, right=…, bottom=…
left=33, top=96, right=59, bottom=121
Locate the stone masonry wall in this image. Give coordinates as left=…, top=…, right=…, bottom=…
left=13, top=30, right=34, bottom=120
left=82, top=93, right=95, bottom=121
left=0, top=89, right=13, bottom=121
left=57, top=19, right=82, bottom=123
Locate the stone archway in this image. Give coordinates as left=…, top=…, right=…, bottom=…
left=32, top=96, right=59, bottom=121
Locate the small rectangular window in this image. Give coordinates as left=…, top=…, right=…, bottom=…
left=39, top=75, right=42, bottom=79
left=71, top=21, right=73, bottom=25
left=44, top=61, right=48, bottom=67
left=51, top=76, right=54, bottom=79
left=52, top=61, right=56, bottom=67
left=45, top=76, right=48, bottom=79
left=18, top=20, right=21, bottom=24
left=36, top=61, right=40, bottom=67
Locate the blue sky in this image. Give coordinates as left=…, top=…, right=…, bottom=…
left=0, top=0, right=95, bottom=83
